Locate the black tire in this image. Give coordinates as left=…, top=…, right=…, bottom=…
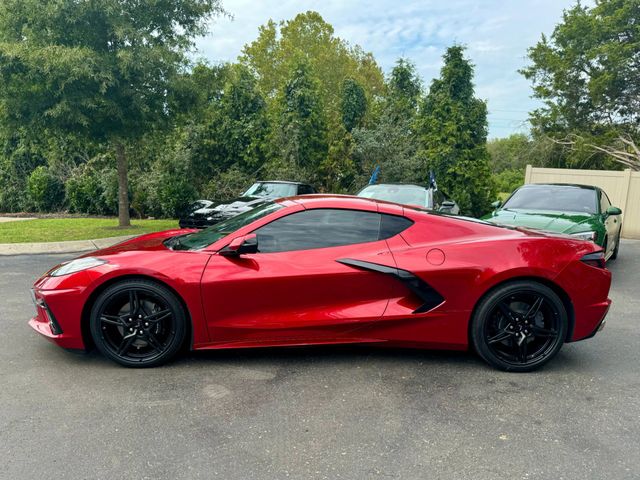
left=471, top=280, right=567, bottom=372
left=89, top=279, right=187, bottom=367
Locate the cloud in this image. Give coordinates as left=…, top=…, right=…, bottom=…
left=196, top=0, right=580, bottom=138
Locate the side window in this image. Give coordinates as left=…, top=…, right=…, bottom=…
left=253, top=209, right=411, bottom=253
left=380, top=214, right=413, bottom=240
left=600, top=191, right=611, bottom=214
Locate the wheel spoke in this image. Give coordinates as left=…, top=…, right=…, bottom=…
left=525, top=296, right=544, bottom=319
left=146, top=309, right=171, bottom=323
left=146, top=332, right=165, bottom=353
left=117, top=334, right=137, bottom=355
left=497, top=302, right=515, bottom=320
left=129, top=290, right=139, bottom=315
left=517, top=335, right=528, bottom=362
left=101, top=314, right=124, bottom=326
left=487, top=329, right=512, bottom=344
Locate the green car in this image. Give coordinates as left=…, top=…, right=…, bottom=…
left=483, top=183, right=623, bottom=261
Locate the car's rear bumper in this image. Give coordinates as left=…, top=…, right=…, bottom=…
left=569, top=299, right=610, bottom=342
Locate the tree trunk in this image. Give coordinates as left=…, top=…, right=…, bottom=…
left=115, top=142, right=131, bottom=227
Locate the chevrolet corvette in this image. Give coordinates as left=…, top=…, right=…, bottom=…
left=29, top=195, right=611, bottom=371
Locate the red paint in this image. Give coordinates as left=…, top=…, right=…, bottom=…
left=29, top=196, right=611, bottom=356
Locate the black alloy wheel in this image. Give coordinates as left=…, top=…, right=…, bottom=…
left=90, top=279, right=186, bottom=367
left=471, top=280, right=567, bottom=372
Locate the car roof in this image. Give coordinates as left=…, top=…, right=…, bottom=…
left=255, top=180, right=311, bottom=186
left=521, top=183, right=599, bottom=191
left=276, top=194, right=432, bottom=214
left=361, top=183, right=427, bottom=189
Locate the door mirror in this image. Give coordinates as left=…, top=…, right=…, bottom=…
left=220, top=233, right=258, bottom=256
left=606, top=206, right=622, bottom=216
left=491, top=200, right=502, bottom=209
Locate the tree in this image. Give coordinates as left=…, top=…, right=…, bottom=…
left=521, top=0, right=640, bottom=170
left=351, top=59, right=423, bottom=187
left=415, top=46, right=494, bottom=216
left=187, top=64, right=269, bottom=188
left=270, top=60, right=328, bottom=182
left=0, top=0, right=224, bottom=225
left=240, top=11, right=384, bottom=189
left=341, top=79, right=367, bottom=132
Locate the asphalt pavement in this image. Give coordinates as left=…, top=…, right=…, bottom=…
left=1, top=241, right=639, bottom=479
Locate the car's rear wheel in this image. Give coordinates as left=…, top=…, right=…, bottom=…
left=89, top=279, right=186, bottom=367
left=471, top=280, right=567, bottom=372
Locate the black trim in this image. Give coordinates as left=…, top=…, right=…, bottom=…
left=336, top=258, right=444, bottom=313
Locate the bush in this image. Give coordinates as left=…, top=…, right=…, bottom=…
left=494, top=168, right=524, bottom=195
left=146, top=149, right=197, bottom=218
left=27, top=166, right=65, bottom=212
left=65, top=164, right=118, bottom=215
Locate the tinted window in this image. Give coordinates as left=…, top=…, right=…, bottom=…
left=502, top=185, right=597, bottom=214
left=254, top=209, right=412, bottom=253
left=380, top=215, right=414, bottom=239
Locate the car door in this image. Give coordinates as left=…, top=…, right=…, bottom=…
left=200, top=208, right=407, bottom=347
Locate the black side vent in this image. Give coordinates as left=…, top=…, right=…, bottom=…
left=336, top=258, right=445, bottom=314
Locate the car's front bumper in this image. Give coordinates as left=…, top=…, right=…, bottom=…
left=28, top=283, right=89, bottom=351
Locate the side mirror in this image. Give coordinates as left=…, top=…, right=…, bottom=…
left=491, top=200, right=502, bottom=209
left=606, top=206, right=622, bottom=216
left=220, top=233, right=258, bottom=256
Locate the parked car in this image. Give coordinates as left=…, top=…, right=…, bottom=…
left=357, top=183, right=460, bottom=214
left=30, top=195, right=611, bottom=371
left=483, top=183, right=623, bottom=260
left=179, top=180, right=316, bottom=229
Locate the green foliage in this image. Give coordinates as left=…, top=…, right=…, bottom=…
left=146, top=149, right=198, bottom=218
left=416, top=46, right=494, bottom=216
left=0, top=0, right=225, bottom=223
left=351, top=59, right=423, bottom=187
left=494, top=169, right=524, bottom=195
left=521, top=0, right=640, bottom=168
left=271, top=60, right=328, bottom=183
left=341, top=79, right=367, bottom=132
left=65, top=162, right=117, bottom=215
left=27, top=166, right=64, bottom=212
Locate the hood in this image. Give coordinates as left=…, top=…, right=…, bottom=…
left=484, top=208, right=599, bottom=234
left=86, top=229, right=196, bottom=256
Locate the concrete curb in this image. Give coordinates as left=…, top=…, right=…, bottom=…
left=0, top=235, right=135, bottom=256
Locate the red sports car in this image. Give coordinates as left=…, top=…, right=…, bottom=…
left=29, top=195, right=611, bottom=371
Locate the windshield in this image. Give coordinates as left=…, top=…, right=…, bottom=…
left=170, top=202, right=283, bottom=250
left=243, top=182, right=297, bottom=198
left=503, top=185, right=597, bottom=214
left=358, top=185, right=429, bottom=207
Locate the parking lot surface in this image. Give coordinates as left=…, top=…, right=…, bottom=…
left=1, top=241, right=639, bottom=479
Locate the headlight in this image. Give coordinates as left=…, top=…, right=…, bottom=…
left=570, top=231, right=598, bottom=242
left=49, top=257, right=107, bottom=277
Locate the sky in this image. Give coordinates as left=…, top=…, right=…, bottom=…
left=195, top=0, right=581, bottom=139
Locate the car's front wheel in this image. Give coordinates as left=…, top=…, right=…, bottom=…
left=471, top=280, right=567, bottom=372
left=89, top=279, right=187, bottom=367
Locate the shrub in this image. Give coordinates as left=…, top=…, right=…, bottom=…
left=146, top=149, right=197, bottom=218
left=27, top=166, right=65, bottom=212
left=494, top=168, right=524, bottom=195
